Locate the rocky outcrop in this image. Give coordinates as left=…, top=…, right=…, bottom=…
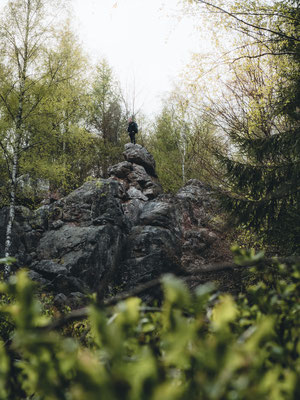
left=0, top=144, right=232, bottom=300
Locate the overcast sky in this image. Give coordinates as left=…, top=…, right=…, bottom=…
left=0, top=0, right=210, bottom=116
left=71, top=0, right=209, bottom=116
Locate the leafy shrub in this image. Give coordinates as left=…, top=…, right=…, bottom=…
left=0, top=252, right=299, bottom=399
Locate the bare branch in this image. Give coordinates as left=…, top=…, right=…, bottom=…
left=39, top=255, right=300, bottom=332
left=0, top=140, right=13, bottom=178
left=196, top=0, right=300, bottom=42
left=230, top=52, right=296, bottom=63
left=0, top=92, right=16, bottom=122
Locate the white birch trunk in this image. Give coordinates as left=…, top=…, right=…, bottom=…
left=4, top=152, right=18, bottom=276
left=182, top=138, right=186, bottom=185
left=4, top=84, right=24, bottom=276
left=3, top=0, right=30, bottom=276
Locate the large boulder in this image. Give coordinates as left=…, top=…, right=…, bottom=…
left=34, top=224, right=125, bottom=293
left=108, top=145, right=163, bottom=225
left=120, top=225, right=181, bottom=287
left=0, top=205, right=44, bottom=267
left=0, top=145, right=232, bottom=301
left=123, top=143, right=157, bottom=177
left=139, top=201, right=176, bottom=229
left=108, top=161, right=133, bottom=179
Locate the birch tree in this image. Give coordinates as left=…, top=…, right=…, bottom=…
left=0, top=0, right=68, bottom=275
left=35, top=22, right=93, bottom=192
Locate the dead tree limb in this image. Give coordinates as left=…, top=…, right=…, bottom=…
left=40, top=256, right=300, bottom=332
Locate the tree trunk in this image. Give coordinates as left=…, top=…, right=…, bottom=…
left=4, top=87, right=25, bottom=276
left=182, top=148, right=186, bottom=184
left=181, top=132, right=186, bottom=185
left=3, top=0, right=31, bottom=277
left=4, top=152, right=18, bottom=277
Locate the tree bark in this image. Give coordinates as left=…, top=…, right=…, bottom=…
left=3, top=0, right=30, bottom=276
left=4, top=152, right=18, bottom=277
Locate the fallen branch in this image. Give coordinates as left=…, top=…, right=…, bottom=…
left=40, top=256, right=300, bottom=332
left=191, top=256, right=300, bottom=273
left=42, top=278, right=163, bottom=332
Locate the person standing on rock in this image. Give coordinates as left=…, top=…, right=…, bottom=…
left=127, top=116, right=138, bottom=144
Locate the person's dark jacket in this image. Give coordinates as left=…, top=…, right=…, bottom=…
left=128, top=121, right=138, bottom=134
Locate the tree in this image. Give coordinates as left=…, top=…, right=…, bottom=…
left=28, top=22, right=96, bottom=193
left=149, top=88, right=222, bottom=192
left=187, top=0, right=300, bottom=59
left=149, top=106, right=184, bottom=192
left=0, top=0, right=81, bottom=274
left=184, top=0, right=300, bottom=251
left=87, top=59, right=127, bottom=178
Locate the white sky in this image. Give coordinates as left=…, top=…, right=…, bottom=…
left=71, top=0, right=209, bottom=116
left=0, top=0, right=211, bottom=116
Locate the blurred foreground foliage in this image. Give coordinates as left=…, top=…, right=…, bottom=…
left=0, top=251, right=299, bottom=400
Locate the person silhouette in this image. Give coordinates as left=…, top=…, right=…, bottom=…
left=127, top=117, right=138, bottom=144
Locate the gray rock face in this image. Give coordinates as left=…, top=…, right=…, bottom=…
left=108, top=161, right=133, bottom=179
left=139, top=201, right=176, bottom=229
left=121, top=225, right=181, bottom=286
left=0, top=145, right=231, bottom=300
left=123, top=143, right=157, bottom=177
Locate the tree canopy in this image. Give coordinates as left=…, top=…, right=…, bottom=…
left=176, top=0, right=300, bottom=252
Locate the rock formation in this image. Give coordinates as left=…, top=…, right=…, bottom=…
left=0, top=143, right=232, bottom=303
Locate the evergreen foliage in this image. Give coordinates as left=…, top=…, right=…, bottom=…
left=214, top=61, right=299, bottom=251
left=185, top=0, right=300, bottom=252
left=86, top=59, right=128, bottom=178
left=218, top=3, right=299, bottom=252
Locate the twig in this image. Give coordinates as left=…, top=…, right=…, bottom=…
left=196, top=0, right=300, bottom=42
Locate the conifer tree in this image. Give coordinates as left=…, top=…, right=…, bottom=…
left=87, top=59, right=127, bottom=178
left=188, top=0, right=300, bottom=251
